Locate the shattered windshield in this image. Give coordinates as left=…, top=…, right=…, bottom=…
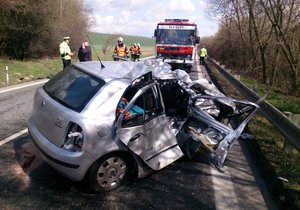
left=156, top=29, right=195, bottom=45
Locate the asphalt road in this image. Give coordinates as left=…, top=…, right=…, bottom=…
left=0, top=63, right=276, bottom=209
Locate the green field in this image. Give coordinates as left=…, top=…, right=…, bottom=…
left=0, top=32, right=155, bottom=87
left=88, top=32, right=155, bottom=61
left=89, top=32, right=155, bottom=47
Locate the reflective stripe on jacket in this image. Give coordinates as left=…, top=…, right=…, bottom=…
left=116, top=45, right=127, bottom=57
left=60, top=41, right=72, bottom=60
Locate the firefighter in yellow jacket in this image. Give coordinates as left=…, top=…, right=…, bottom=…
left=113, top=37, right=129, bottom=61
left=59, top=36, right=74, bottom=68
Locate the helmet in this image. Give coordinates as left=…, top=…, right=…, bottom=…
left=118, top=37, right=123, bottom=43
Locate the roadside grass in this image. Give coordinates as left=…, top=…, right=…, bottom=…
left=241, top=76, right=300, bottom=114
left=0, top=32, right=155, bottom=88
left=0, top=57, right=61, bottom=87
left=210, top=66, right=300, bottom=209
left=0, top=46, right=154, bottom=88
left=247, top=117, right=300, bottom=210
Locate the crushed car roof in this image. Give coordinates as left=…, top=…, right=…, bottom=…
left=74, top=60, right=176, bottom=82
left=74, top=60, right=232, bottom=107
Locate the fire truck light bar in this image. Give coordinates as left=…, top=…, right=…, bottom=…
left=165, top=19, right=189, bottom=22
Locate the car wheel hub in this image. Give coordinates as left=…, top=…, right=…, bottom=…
left=97, top=156, right=127, bottom=188
left=108, top=168, right=117, bottom=177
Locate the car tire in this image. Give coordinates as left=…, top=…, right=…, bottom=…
left=185, top=66, right=192, bottom=73
left=86, top=153, right=130, bottom=193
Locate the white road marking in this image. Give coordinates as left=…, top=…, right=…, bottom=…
left=0, top=80, right=47, bottom=94
left=0, top=129, right=28, bottom=147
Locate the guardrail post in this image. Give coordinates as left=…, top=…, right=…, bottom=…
left=6, top=66, right=9, bottom=85
left=283, top=111, right=293, bottom=153
left=234, top=75, right=240, bottom=81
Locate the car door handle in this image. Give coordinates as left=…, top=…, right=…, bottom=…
left=129, top=133, right=143, bottom=142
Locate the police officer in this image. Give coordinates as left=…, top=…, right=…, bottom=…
left=59, top=36, right=74, bottom=68
left=113, top=37, right=129, bottom=61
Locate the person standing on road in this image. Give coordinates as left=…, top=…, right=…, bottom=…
left=113, top=37, right=129, bottom=61
left=59, top=36, right=74, bottom=68
left=78, top=40, right=92, bottom=62
left=199, top=46, right=208, bottom=65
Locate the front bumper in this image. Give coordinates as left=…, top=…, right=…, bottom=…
left=157, top=58, right=194, bottom=65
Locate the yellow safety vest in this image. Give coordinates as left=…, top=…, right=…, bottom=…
left=59, top=41, right=72, bottom=60
left=116, top=45, right=127, bottom=57
left=199, top=48, right=208, bottom=57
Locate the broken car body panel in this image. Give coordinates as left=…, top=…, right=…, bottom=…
left=28, top=60, right=260, bottom=192
left=116, top=81, right=184, bottom=170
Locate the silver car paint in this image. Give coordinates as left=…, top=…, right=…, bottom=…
left=29, top=60, right=260, bottom=182
left=116, top=82, right=183, bottom=170
left=29, top=61, right=180, bottom=181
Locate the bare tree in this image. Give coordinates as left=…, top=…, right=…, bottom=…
left=206, top=0, right=300, bottom=95
left=0, top=0, right=91, bottom=59
left=260, top=0, right=300, bottom=94
left=102, top=33, right=122, bottom=54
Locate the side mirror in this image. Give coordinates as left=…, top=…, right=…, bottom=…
left=195, top=36, right=200, bottom=44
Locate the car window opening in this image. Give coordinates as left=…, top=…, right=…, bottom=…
left=43, top=66, right=105, bottom=112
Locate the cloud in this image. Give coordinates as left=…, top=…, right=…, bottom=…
left=170, top=0, right=196, bottom=12
left=85, top=0, right=218, bottom=37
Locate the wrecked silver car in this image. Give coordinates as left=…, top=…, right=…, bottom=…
left=28, top=60, right=260, bottom=193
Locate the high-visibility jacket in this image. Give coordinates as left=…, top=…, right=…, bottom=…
left=114, top=44, right=128, bottom=57
left=59, top=41, right=72, bottom=60
left=199, top=48, right=208, bottom=57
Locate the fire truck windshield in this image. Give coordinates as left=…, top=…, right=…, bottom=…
left=156, top=29, right=195, bottom=45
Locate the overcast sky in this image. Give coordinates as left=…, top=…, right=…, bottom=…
left=84, top=0, right=218, bottom=38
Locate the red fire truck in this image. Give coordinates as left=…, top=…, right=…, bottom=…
left=154, top=19, right=200, bottom=72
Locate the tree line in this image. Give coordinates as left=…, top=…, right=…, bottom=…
left=204, top=0, right=300, bottom=95
left=0, top=0, right=91, bottom=60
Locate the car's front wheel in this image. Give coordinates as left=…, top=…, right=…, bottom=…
left=86, top=153, right=130, bottom=193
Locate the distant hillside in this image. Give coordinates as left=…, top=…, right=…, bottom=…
left=89, top=32, right=155, bottom=47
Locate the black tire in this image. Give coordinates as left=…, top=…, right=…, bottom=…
left=86, top=153, right=130, bottom=193
left=185, top=65, right=192, bottom=73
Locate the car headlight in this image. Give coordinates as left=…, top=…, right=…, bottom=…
left=63, top=123, right=83, bottom=152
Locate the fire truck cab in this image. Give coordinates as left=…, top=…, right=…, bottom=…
left=154, top=19, right=200, bottom=72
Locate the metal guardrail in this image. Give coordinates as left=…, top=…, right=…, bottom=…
left=207, top=58, right=300, bottom=151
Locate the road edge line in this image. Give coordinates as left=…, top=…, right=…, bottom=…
left=0, top=129, right=28, bottom=147
left=0, top=80, right=48, bottom=94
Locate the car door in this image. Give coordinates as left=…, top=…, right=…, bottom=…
left=116, top=82, right=183, bottom=170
